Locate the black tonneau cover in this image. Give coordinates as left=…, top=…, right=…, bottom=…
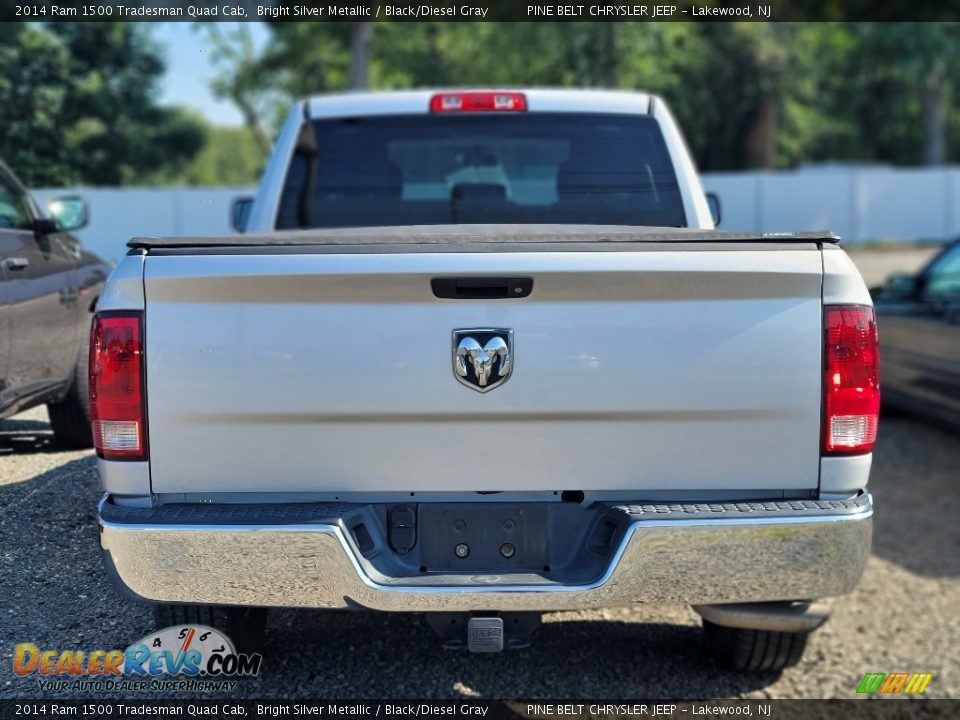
left=129, top=224, right=840, bottom=252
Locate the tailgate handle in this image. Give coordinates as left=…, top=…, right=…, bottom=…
left=431, top=277, right=533, bottom=300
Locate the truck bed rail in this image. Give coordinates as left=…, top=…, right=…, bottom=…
left=128, top=224, right=840, bottom=252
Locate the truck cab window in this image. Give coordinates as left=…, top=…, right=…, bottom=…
left=925, top=244, right=960, bottom=296
left=0, top=169, right=32, bottom=230
left=277, top=113, right=685, bottom=230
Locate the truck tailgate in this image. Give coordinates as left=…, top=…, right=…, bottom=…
left=142, top=248, right=824, bottom=495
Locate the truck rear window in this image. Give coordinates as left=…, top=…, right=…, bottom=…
left=276, top=113, right=686, bottom=230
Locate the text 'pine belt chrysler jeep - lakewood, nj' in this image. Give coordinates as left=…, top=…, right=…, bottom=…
left=94, top=90, right=877, bottom=672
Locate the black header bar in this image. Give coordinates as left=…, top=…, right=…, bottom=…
left=0, top=700, right=959, bottom=719
left=4, top=0, right=960, bottom=22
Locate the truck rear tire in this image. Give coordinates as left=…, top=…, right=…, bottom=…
left=702, top=620, right=809, bottom=672
left=153, top=605, right=268, bottom=654
left=47, top=347, right=93, bottom=449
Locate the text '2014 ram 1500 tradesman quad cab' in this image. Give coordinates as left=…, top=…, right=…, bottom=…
left=94, top=90, right=877, bottom=672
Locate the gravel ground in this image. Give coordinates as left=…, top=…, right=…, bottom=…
left=0, top=404, right=957, bottom=700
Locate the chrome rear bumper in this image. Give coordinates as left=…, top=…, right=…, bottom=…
left=99, top=493, right=872, bottom=612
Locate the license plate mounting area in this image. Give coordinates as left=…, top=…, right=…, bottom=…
left=418, top=503, right=548, bottom=572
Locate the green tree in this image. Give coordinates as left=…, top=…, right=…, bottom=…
left=0, top=23, right=205, bottom=187
left=854, top=23, right=960, bottom=165
left=774, top=23, right=859, bottom=166
left=177, top=125, right=265, bottom=186
left=50, top=22, right=206, bottom=184
left=0, top=24, right=72, bottom=185
left=202, top=23, right=276, bottom=158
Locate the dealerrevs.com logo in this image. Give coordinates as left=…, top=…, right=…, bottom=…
left=13, top=625, right=262, bottom=692
left=856, top=671, right=934, bottom=695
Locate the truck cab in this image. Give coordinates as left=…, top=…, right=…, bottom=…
left=244, top=90, right=715, bottom=233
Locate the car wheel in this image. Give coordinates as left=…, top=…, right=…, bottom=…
left=702, top=620, right=809, bottom=672
left=153, top=605, right=268, bottom=654
left=47, top=344, right=93, bottom=448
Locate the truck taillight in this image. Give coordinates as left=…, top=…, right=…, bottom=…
left=429, top=92, right=527, bottom=113
left=823, top=305, right=880, bottom=455
left=89, top=312, right=147, bottom=460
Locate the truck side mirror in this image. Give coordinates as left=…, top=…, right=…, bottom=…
left=705, top=192, right=722, bottom=227
left=231, top=196, right=254, bottom=233
left=47, top=196, right=89, bottom=232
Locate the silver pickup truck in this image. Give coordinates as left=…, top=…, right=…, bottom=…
left=94, top=90, right=877, bottom=672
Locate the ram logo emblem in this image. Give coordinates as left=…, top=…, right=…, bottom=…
left=452, top=329, right=514, bottom=393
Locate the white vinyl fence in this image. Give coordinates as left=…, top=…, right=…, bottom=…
left=701, top=165, right=960, bottom=243
left=33, top=165, right=960, bottom=264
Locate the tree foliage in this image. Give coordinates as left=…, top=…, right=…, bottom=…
left=200, top=23, right=277, bottom=157
left=0, top=24, right=73, bottom=185
left=174, top=125, right=265, bottom=186
left=0, top=23, right=205, bottom=186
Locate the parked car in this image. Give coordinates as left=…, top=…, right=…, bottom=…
left=95, top=90, right=876, bottom=672
left=0, top=159, right=110, bottom=446
left=873, top=238, right=960, bottom=427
